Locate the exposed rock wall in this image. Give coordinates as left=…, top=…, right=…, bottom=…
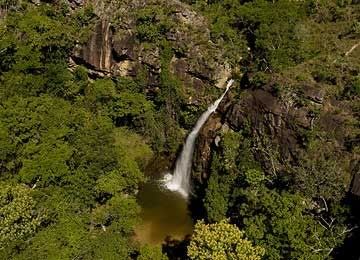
left=74, top=20, right=112, bottom=73
left=193, top=116, right=222, bottom=183
left=192, top=77, right=358, bottom=190
left=71, top=0, right=232, bottom=102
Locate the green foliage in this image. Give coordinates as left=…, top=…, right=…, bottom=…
left=92, top=195, right=140, bottom=235
left=0, top=5, right=85, bottom=99
left=5, top=6, right=75, bottom=62
left=187, top=219, right=265, bottom=260
left=135, top=7, right=173, bottom=43
left=0, top=184, right=43, bottom=248
left=237, top=0, right=310, bottom=70
left=244, top=169, right=265, bottom=187
left=107, top=92, right=153, bottom=123
left=221, top=132, right=242, bottom=171
left=73, top=4, right=97, bottom=29
left=0, top=123, right=16, bottom=174
left=204, top=132, right=262, bottom=222
left=199, top=1, right=248, bottom=65
left=138, top=245, right=168, bottom=260
left=23, top=213, right=89, bottom=259
left=157, top=41, right=186, bottom=115
left=234, top=186, right=346, bottom=260
left=0, top=3, right=153, bottom=256
left=0, top=94, right=148, bottom=256
left=140, top=41, right=187, bottom=153
left=0, top=0, right=358, bottom=259
left=114, top=127, right=153, bottom=169
left=180, top=105, right=203, bottom=129
left=204, top=132, right=243, bottom=222
left=249, top=72, right=269, bottom=88
left=0, top=95, right=74, bottom=179
left=204, top=158, right=233, bottom=222
left=89, top=78, right=117, bottom=102
left=95, top=128, right=151, bottom=195
left=344, top=75, right=360, bottom=97
left=293, top=152, right=349, bottom=202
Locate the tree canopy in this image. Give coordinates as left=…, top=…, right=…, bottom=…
left=187, top=219, right=265, bottom=260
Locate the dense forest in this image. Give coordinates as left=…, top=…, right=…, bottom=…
left=0, top=0, right=359, bottom=259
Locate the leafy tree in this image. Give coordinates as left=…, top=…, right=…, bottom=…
left=135, top=7, right=173, bottom=43
left=84, top=232, right=136, bottom=260
left=0, top=95, right=74, bottom=179
left=0, top=122, right=16, bottom=174
left=204, top=132, right=258, bottom=222
left=89, top=78, right=117, bottom=102
left=198, top=0, right=248, bottom=65
left=293, top=153, right=349, bottom=202
left=138, top=244, right=168, bottom=260
left=236, top=0, right=310, bottom=70
left=187, top=219, right=265, bottom=260
left=114, top=127, right=153, bottom=169
left=107, top=91, right=154, bottom=126
left=204, top=154, right=234, bottom=222
left=0, top=2, right=153, bottom=259
left=244, top=169, right=265, bottom=187
left=91, top=195, right=140, bottom=235
left=0, top=183, right=43, bottom=248
left=233, top=186, right=347, bottom=260
left=0, top=5, right=82, bottom=99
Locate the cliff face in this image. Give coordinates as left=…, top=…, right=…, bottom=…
left=71, top=0, right=232, bottom=103
left=73, top=20, right=113, bottom=73
left=194, top=71, right=359, bottom=195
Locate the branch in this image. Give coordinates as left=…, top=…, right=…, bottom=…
left=345, top=42, right=360, bottom=57
left=312, top=247, right=334, bottom=256
left=253, top=135, right=278, bottom=177
left=101, top=224, right=106, bottom=232
left=31, top=178, right=41, bottom=189
left=339, top=225, right=359, bottom=236
left=320, top=196, right=328, bottom=212
left=318, top=220, right=328, bottom=230
left=320, top=216, right=335, bottom=229
left=327, top=248, right=334, bottom=256
left=0, top=48, right=7, bottom=54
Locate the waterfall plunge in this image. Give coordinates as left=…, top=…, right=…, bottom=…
left=163, top=79, right=234, bottom=199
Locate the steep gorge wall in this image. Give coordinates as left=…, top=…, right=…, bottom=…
left=193, top=74, right=359, bottom=196
left=70, top=0, right=232, bottom=104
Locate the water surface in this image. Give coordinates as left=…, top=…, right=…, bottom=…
left=135, top=175, right=193, bottom=245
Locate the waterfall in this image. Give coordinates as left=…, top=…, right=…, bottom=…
left=163, top=79, right=234, bottom=198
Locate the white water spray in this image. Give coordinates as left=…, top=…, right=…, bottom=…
left=163, top=79, right=234, bottom=198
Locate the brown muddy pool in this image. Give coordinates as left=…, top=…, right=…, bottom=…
left=134, top=174, right=193, bottom=245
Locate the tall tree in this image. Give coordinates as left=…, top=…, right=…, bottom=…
left=187, top=219, right=265, bottom=260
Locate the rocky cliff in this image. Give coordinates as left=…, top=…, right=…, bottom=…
left=194, top=69, right=359, bottom=197
left=70, top=0, right=232, bottom=103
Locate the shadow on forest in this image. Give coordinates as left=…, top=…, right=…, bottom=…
left=163, top=235, right=191, bottom=260
left=334, top=194, right=360, bottom=260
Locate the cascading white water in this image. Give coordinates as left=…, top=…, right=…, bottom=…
left=163, top=79, right=234, bottom=198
